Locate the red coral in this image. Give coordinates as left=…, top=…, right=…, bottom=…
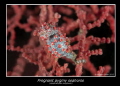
left=7, top=5, right=115, bottom=76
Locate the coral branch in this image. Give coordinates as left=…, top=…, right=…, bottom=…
left=7, top=5, right=115, bottom=76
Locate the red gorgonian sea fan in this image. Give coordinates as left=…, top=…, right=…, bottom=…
left=7, top=5, right=115, bottom=76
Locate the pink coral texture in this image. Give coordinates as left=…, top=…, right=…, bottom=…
left=7, top=5, right=115, bottom=76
